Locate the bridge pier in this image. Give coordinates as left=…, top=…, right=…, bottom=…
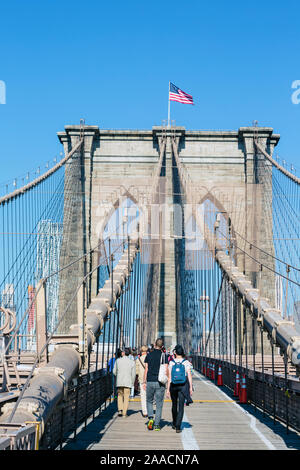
left=56, top=124, right=280, bottom=354
left=157, top=134, right=178, bottom=348
left=57, top=127, right=99, bottom=333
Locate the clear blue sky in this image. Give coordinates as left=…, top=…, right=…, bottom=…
left=1, top=0, right=300, bottom=188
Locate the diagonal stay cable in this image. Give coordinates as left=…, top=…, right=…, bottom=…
left=0, top=139, right=84, bottom=206
left=233, top=228, right=300, bottom=273
left=254, top=140, right=300, bottom=185
left=3, top=221, right=127, bottom=356
left=216, top=227, right=300, bottom=287
left=6, top=238, right=129, bottom=424
left=205, top=271, right=225, bottom=352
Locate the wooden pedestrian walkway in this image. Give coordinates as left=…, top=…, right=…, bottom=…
left=62, top=371, right=300, bottom=451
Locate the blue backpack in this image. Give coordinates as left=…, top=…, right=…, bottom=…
left=171, top=360, right=186, bottom=384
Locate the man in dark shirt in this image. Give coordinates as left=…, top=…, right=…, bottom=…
left=143, top=338, right=168, bottom=431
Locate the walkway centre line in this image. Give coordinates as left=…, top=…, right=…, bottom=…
left=181, top=412, right=200, bottom=450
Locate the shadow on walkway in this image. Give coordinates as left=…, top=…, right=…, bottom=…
left=62, top=401, right=178, bottom=449
left=208, top=378, right=300, bottom=450
left=62, top=401, right=118, bottom=450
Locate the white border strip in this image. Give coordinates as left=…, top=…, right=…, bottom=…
left=181, top=412, right=200, bottom=450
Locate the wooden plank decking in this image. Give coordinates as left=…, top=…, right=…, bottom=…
left=62, top=372, right=300, bottom=451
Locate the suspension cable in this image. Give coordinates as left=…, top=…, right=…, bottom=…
left=254, top=140, right=300, bottom=185
left=0, top=139, right=84, bottom=206
left=217, top=227, right=300, bottom=288
left=232, top=228, right=300, bottom=273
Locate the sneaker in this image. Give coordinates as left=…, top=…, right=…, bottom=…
left=147, top=418, right=154, bottom=430
left=154, top=425, right=161, bottom=431
left=118, top=411, right=123, bottom=417
left=176, top=429, right=182, bottom=433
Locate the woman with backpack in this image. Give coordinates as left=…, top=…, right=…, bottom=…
left=166, top=344, right=193, bottom=433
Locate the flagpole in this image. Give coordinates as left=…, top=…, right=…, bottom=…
left=168, top=81, right=170, bottom=128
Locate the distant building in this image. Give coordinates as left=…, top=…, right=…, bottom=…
left=1, top=284, right=15, bottom=310
left=275, top=275, right=283, bottom=316
left=36, top=220, right=63, bottom=333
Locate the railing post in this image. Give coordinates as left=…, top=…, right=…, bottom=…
left=35, top=280, right=48, bottom=363
left=25, top=421, right=41, bottom=450
left=284, top=351, right=289, bottom=434
left=271, top=340, right=276, bottom=425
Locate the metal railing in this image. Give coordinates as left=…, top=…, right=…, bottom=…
left=0, top=423, right=37, bottom=450
left=40, top=369, right=112, bottom=450
left=0, top=369, right=113, bottom=450
left=192, top=355, right=300, bottom=433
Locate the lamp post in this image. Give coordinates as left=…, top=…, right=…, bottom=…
left=199, top=291, right=210, bottom=375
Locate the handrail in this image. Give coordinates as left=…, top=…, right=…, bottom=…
left=0, top=436, right=11, bottom=450
left=0, top=424, right=36, bottom=450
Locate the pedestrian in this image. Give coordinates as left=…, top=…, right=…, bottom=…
left=128, top=348, right=134, bottom=360
left=113, top=347, right=136, bottom=418
left=143, top=338, right=168, bottom=431
left=136, top=345, right=148, bottom=417
left=165, top=347, right=170, bottom=362
left=108, top=348, right=122, bottom=373
left=109, top=349, right=123, bottom=398
left=167, top=347, right=174, bottom=363
left=130, top=348, right=138, bottom=398
left=187, top=355, right=194, bottom=377
left=166, top=344, right=193, bottom=433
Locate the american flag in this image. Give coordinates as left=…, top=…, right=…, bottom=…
left=169, top=83, right=194, bottom=104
